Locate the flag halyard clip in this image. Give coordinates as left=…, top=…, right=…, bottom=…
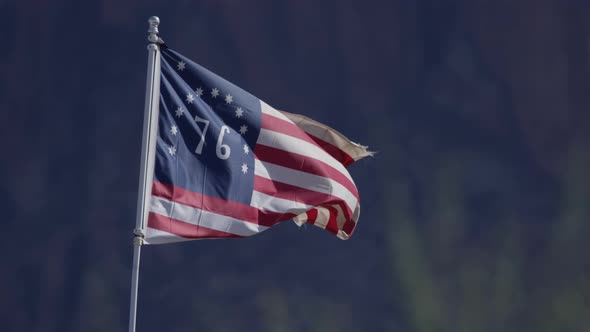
left=133, top=228, right=145, bottom=246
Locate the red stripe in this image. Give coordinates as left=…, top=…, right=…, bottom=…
left=254, top=176, right=354, bottom=217
left=152, top=181, right=295, bottom=227
left=261, top=113, right=354, bottom=166
left=258, top=210, right=298, bottom=227
left=307, top=135, right=355, bottom=167
left=306, top=209, right=318, bottom=225
left=254, top=144, right=359, bottom=198
left=342, top=218, right=356, bottom=236
left=262, top=113, right=317, bottom=144
left=148, top=212, right=241, bottom=239
left=152, top=181, right=258, bottom=223
left=324, top=205, right=340, bottom=235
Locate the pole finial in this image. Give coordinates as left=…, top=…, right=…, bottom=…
left=147, top=16, right=160, bottom=43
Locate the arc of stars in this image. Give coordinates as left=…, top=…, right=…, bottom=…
left=239, top=125, right=248, bottom=135
left=186, top=93, right=194, bottom=104
left=168, top=145, right=177, bottom=156
left=175, top=106, right=185, bottom=117
left=195, top=87, right=203, bottom=97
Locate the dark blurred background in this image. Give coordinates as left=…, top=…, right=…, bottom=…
left=2, top=0, right=590, bottom=331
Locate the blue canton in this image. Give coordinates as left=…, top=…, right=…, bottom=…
left=155, top=47, right=262, bottom=205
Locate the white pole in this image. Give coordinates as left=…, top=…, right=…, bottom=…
left=129, top=16, right=162, bottom=332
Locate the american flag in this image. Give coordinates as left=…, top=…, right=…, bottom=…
left=144, top=46, right=371, bottom=244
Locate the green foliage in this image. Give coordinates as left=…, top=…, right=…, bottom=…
left=384, top=144, right=590, bottom=332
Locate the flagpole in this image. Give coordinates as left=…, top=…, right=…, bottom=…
left=129, top=16, right=162, bottom=332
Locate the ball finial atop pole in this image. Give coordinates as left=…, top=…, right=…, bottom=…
left=147, top=16, right=160, bottom=43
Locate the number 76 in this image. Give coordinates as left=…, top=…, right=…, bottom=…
left=194, top=115, right=231, bottom=160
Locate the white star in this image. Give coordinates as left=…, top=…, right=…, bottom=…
left=186, top=93, right=194, bottom=104
left=168, top=145, right=177, bottom=156
left=241, top=163, right=248, bottom=174
left=225, top=94, right=233, bottom=104
left=243, top=144, right=249, bottom=154
left=235, top=107, right=244, bottom=118
left=177, top=61, right=186, bottom=71
left=175, top=106, right=185, bottom=117
left=195, top=87, right=204, bottom=97
left=239, top=125, right=248, bottom=135
left=170, top=125, right=178, bottom=135
left=211, top=88, right=219, bottom=98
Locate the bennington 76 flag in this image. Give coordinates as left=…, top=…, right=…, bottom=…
left=144, top=46, right=372, bottom=244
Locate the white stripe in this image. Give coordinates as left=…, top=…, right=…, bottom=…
left=313, top=207, right=331, bottom=229
left=149, top=196, right=268, bottom=237
left=251, top=190, right=312, bottom=213
left=144, top=227, right=191, bottom=244
left=332, top=203, right=347, bottom=229
left=337, top=230, right=350, bottom=240
left=353, top=201, right=360, bottom=222
left=257, top=128, right=354, bottom=183
left=260, top=100, right=290, bottom=122
left=281, top=111, right=373, bottom=161
left=254, top=159, right=358, bottom=213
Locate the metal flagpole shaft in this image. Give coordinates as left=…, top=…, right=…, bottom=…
left=129, top=16, right=162, bottom=332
